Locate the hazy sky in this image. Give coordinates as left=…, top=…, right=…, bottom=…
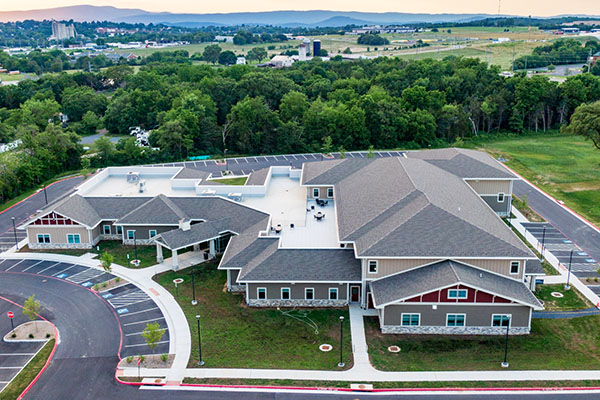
left=3, top=0, right=599, bottom=16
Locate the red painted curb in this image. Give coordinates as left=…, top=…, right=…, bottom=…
left=0, top=175, right=82, bottom=217
left=0, top=295, right=59, bottom=400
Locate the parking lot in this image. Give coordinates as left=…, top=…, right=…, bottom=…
left=0, top=228, right=26, bottom=253
left=522, top=222, right=600, bottom=277
left=0, top=296, right=46, bottom=394
left=0, top=258, right=169, bottom=357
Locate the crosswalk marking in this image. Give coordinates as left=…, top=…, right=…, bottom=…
left=66, top=268, right=104, bottom=284
left=52, top=264, right=77, bottom=277
left=108, top=291, right=150, bottom=308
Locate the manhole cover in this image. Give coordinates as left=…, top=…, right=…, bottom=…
left=551, top=292, right=564, bottom=298
left=388, top=345, right=401, bottom=353
left=319, top=344, right=332, bottom=352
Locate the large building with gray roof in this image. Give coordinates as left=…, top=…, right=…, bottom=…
left=21, top=150, right=543, bottom=335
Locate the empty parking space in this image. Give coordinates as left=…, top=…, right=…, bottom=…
left=522, top=222, right=600, bottom=275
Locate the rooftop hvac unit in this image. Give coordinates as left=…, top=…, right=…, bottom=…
left=138, top=180, right=146, bottom=193
left=127, top=171, right=140, bottom=183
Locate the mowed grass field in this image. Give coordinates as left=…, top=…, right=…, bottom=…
left=154, top=260, right=353, bottom=370
left=365, top=315, right=600, bottom=371
left=476, top=133, right=600, bottom=226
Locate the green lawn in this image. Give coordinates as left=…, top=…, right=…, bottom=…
left=210, top=176, right=247, bottom=185
left=183, top=377, right=600, bottom=389
left=1, top=339, right=54, bottom=400
left=535, top=284, right=593, bottom=311
left=20, top=240, right=157, bottom=269
left=474, top=133, right=600, bottom=226
left=153, top=260, right=353, bottom=370
left=365, top=315, right=600, bottom=371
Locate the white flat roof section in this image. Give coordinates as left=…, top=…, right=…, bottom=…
left=276, top=199, right=339, bottom=248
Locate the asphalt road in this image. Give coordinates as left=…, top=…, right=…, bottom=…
left=0, top=176, right=84, bottom=252
left=513, top=180, right=600, bottom=264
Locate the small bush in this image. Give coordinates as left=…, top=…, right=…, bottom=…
left=587, top=277, right=591, bottom=282
left=11, top=333, right=16, bottom=338
left=29, top=333, right=34, bottom=339
left=93, top=284, right=100, bottom=291
left=161, top=353, right=168, bottom=362
left=139, top=355, right=145, bottom=363
left=595, top=277, right=598, bottom=282
left=46, top=333, right=51, bottom=338
left=126, top=356, right=133, bottom=363
left=102, top=281, right=108, bottom=287
left=115, top=277, right=121, bottom=283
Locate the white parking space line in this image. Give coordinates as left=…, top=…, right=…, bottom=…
left=358, top=152, right=365, bottom=158
left=52, top=264, right=77, bottom=276
left=0, top=367, right=22, bottom=369
left=347, top=152, right=355, bottom=158
left=0, top=353, right=36, bottom=356
left=119, top=307, right=159, bottom=317
left=126, top=328, right=168, bottom=337
left=231, top=158, right=238, bottom=164
left=123, top=317, right=165, bottom=326
left=386, top=151, right=393, bottom=157
left=21, top=260, right=43, bottom=272
left=37, top=262, right=61, bottom=275
left=300, top=154, right=307, bottom=159
left=289, top=154, right=297, bottom=160
left=6, top=260, right=24, bottom=271
left=310, top=154, right=317, bottom=159
left=124, top=340, right=169, bottom=348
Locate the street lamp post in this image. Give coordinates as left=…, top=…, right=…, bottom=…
left=338, top=316, right=345, bottom=368
left=540, top=226, right=546, bottom=261
left=11, top=217, right=18, bottom=250
left=133, top=231, right=138, bottom=265
left=191, top=269, right=197, bottom=305
left=565, top=249, right=574, bottom=290
left=196, top=314, right=205, bottom=366
left=224, top=148, right=228, bottom=174
left=501, top=316, right=511, bottom=368
left=43, top=185, right=48, bottom=205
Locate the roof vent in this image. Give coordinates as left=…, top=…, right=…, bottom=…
left=179, top=218, right=191, bottom=231
left=479, top=273, right=483, bottom=278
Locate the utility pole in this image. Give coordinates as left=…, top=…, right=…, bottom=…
left=588, top=49, right=593, bottom=73
left=512, top=45, right=515, bottom=72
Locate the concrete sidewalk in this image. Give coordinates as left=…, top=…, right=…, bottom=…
left=0, top=252, right=191, bottom=383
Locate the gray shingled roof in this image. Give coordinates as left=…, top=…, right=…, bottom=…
left=301, top=158, right=368, bottom=185
left=117, top=194, right=188, bottom=225
left=369, top=260, right=543, bottom=309
left=322, top=157, right=533, bottom=258
left=157, top=218, right=232, bottom=250
left=173, top=168, right=211, bottom=180
left=525, top=259, right=545, bottom=275
left=406, top=148, right=515, bottom=179
left=219, top=235, right=280, bottom=269
left=238, top=248, right=361, bottom=282
left=246, top=168, right=270, bottom=185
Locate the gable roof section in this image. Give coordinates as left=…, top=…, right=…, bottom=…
left=117, top=194, right=188, bottom=225
left=369, top=260, right=543, bottom=309
left=156, top=218, right=232, bottom=250
left=407, top=148, right=515, bottom=179
left=302, top=158, right=364, bottom=185
left=246, top=167, right=270, bottom=185
left=219, top=235, right=280, bottom=270
left=238, top=248, right=361, bottom=282
left=173, top=167, right=211, bottom=180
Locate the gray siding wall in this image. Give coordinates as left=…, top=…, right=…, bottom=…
left=306, top=186, right=334, bottom=200
left=481, top=195, right=511, bottom=216
left=119, top=225, right=177, bottom=242
left=383, top=304, right=530, bottom=328
left=466, top=180, right=511, bottom=195
left=247, top=283, right=348, bottom=300
left=27, top=225, right=91, bottom=248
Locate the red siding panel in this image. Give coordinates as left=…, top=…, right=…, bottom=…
left=476, top=291, right=494, bottom=303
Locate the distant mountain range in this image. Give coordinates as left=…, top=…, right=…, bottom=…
left=0, top=5, right=598, bottom=27
left=0, top=5, right=502, bottom=26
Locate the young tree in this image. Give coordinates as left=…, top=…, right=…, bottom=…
left=321, top=136, right=333, bottom=155
left=366, top=145, right=375, bottom=158
left=23, top=294, right=42, bottom=331
left=99, top=251, right=114, bottom=272
left=142, top=322, right=166, bottom=354
left=247, top=47, right=267, bottom=62
left=565, top=100, right=600, bottom=149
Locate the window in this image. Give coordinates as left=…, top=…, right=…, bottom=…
left=448, top=289, right=468, bottom=299
left=67, top=234, right=80, bottom=244
left=116, top=226, right=123, bottom=235
left=37, top=234, right=50, bottom=244
left=368, top=260, right=378, bottom=274
left=510, top=261, right=520, bottom=275
left=446, top=314, right=466, bottom=327
left=281, top=288, right=291, bottom=300
left=498, top=192, right=505, bottom=202
left=149, top=230, right=157, bottom=238
left=103, top=225, right=111, bottom=235
left=329, top=288, right=338, bottom=300
left=305, top=288, right=314, bottom=300
left=492, top=314, right=511, bottom=327
left=327, top=187, right=333, bottom=198
left=313, top=188, right=320, bottom=198
left=401, top=313, right=420, bottom=326
left=127, top=230, right=135, bottom=240
left=257, top=287, right=266, bottom=300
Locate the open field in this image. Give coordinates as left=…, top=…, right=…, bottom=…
left=365, top=315, right=600, bottom=371
left=154, top=260, right=353, bottom=370
left=474, top=133, right=600, bottom=226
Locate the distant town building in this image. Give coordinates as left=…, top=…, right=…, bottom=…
left=236, top=56, right=247, bottom=65
left=349, top=25, right=416, bottom=35
left=215, top=35, right=234, bottom=43
left=49, top=21, right=77, bottom=41
left=269, top=55, right=294, bottom=68
left=561, top=27, right=580, bottom=34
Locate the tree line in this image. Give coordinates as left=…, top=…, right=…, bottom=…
left=1, top=55, right=600, bottom=204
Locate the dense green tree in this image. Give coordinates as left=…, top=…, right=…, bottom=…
left=202, top=44, right=222, bottom=64
left=247, top=47, right=268, bottom=62
left=218, top=51, right=238, bottom=66
left=565, top=100, right=600, bottom=150
left=61, top=86, right=108, bottom=121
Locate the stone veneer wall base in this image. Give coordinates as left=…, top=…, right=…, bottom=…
left=228, top=285, right=246, bottom=293
left=381, top=325, right=530, bottom=335
left=247, top=299, right=348, bottom=307
left=29, top=243, right=93, bottom=250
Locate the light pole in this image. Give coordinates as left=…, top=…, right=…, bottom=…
left=11, top=217, right=18, bottom=250
left=539, top=226, right=546, bottom=261
left=191, top=269, right=197, bottom=305
left=196, top=314, right=204, bottom=366
left=338, top=316, right=345, bottom=368
left=133, top=230, right=138, bottom=265
left=224, top=148, right=228, bottom=174
left=43, top=185, right=48, bottom=205
left=501, top=316, right=511, bottom=368
left=565, top=249, right=574, bottom=290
